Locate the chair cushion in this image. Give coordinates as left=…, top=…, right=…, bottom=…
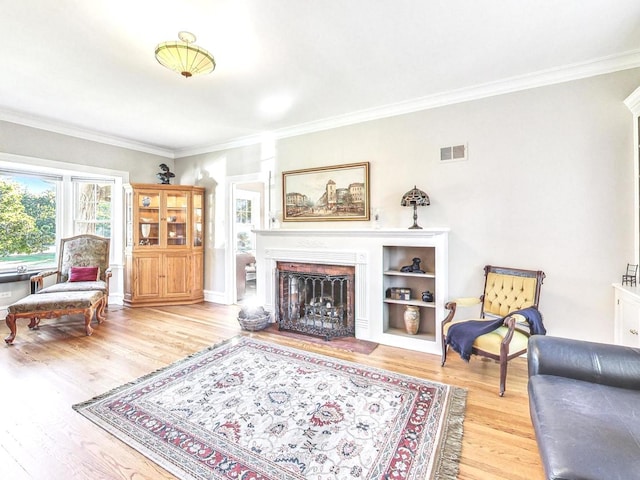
left=8, top=291, right=103, bottom=314
left=39, top=280, right=108, bottom=295
left=68, top=266, right=100, bottom=282
left=444, top=319, right=528, bottom=356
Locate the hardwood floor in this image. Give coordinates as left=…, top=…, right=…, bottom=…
left=0, top=303, right=544, bottom=479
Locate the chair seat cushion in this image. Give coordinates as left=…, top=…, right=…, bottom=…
left=38, top=280, right=107, bottom=295
left=444, top=318, right=529, bottom=356
left=8, top=291, right=103, bottom=314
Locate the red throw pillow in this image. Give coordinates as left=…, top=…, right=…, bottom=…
left=68, top=266, right=100, bottom=282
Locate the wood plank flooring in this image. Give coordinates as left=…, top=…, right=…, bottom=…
left=0, top=303, right=545, bottom=479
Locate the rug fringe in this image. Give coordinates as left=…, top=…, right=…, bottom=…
left=434, top=386, right=467, bottom=480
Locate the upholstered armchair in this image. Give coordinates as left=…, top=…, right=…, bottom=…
left=31, top=234, right=112, bottom=305
left=441, top=265, right=545, bottom=396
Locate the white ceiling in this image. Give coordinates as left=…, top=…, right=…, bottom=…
left=2, top=0, right=640, bottom=158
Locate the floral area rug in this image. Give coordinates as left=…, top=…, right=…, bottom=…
left=74, top=336, right=467, bottom=479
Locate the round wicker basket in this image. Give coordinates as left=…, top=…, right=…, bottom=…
left=237, top=313, right=270, bottom=331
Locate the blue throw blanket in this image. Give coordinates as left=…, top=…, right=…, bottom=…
left=446, top=306, right=545, bottom=361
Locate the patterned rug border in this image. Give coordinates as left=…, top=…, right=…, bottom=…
left=73, top=335, right=467, bottom=479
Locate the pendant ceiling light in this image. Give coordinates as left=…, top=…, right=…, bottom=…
left=155, top=31, right=215, bottom=78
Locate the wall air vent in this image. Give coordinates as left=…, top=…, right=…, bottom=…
left=440, top=144, right=467, bottom=163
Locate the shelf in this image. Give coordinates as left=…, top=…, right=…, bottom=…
left=384, top=299, right=436, bottom=308
left=383, top=327, right=436, bottom=342
left=384, top=270, right=435, bottom=278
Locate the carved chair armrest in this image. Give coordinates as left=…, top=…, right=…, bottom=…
left=501, top=315, right=531, bottom=347
left=443, top=297, right=482, bottom=326
left=30, top=269, right=59, bottom=293
left=443, top=302, right=457, bottom=326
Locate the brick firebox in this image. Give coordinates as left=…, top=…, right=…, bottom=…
left=276, top=261, right=355, bottom=340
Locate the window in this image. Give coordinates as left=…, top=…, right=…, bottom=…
left=0, top=173, right=58, bottom=272
left=0, top=169, right=116, bottom=273
left=74, top=180, right=113, bottom=236
left=236, top=198, right=252, bottom=224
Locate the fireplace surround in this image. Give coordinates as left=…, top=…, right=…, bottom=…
left=255, top=228, right=449, bottom=354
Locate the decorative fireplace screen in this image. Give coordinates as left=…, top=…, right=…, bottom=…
left=276, top=262, right=355, bottom=340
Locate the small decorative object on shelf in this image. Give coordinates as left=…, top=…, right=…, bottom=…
left=371, top=207, right=382, bottom=229
left=237, top=305, right=271, bottom=331
left=387, top=287, right=411, bottom=300
left=142, top=196, right=151, bottom=207
left=157, top=163, right=176, bottom=185
left=400, top=257, right=425, bottom=273
left=422, top=290, right=434, bottom=302
left=400, top=185, right=430, bottom=229
left=622, top=263, right=638, bottom=286
left=403, top=305, right=420, bottom=334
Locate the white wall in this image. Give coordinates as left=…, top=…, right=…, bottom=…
left=177, top=68, right=640, bottom=343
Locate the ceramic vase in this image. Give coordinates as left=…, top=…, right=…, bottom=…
left=403, top=305, right=420, bottom=335
left=141, top=224, right=151, bottom=238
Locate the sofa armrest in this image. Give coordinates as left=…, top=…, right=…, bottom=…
left=528, top=335, right=640, bottom=390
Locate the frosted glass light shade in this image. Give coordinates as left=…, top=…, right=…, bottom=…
left=155, top=32, right=215, bottom=78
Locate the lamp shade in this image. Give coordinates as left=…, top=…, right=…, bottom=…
left=401, top=185, right=430, bottom=229
left=155, top=31, right=215, bottom=78
left=400, top=186, right=430, bottom=207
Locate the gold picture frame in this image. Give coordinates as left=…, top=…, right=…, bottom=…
left=283, top=162, right=370, bottom=222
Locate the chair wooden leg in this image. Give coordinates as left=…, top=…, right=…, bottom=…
left=84, top=307, right=94, bottom=336
left=441, top=335, right=448, bottom=366
left=4, top=314, right=17, bottom=345
left=499, top=357, right=508, bottom=397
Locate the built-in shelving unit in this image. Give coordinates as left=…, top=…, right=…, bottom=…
left=383, top=245, right=438, bottom=343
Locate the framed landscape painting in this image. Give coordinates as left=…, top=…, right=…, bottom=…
left=283, top=162, right=370, bottom=222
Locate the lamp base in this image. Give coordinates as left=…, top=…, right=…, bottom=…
left=408, top=205, right=422, bottom=229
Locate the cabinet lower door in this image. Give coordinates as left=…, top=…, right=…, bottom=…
left=135, top=255, right=161, bottom=300
left=617, top=293, right=640, bottom=347
left=191, top=252, right=204, bottom=299
left=164, top=253, right=192, bottom=298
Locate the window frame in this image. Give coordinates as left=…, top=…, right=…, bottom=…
left=0, top=153, right=127, bottom=275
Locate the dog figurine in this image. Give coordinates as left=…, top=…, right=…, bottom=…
left=400, top=257, right=425, bottom=274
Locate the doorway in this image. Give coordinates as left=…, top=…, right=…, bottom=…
left=227, top=175, right=267, bottom=305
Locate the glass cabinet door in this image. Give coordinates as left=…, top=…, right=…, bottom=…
left=193, top=191, right=203, bottom=247
left=165, top=192, right=188, bottom=246
left=137, top=192, right=161, bottom=246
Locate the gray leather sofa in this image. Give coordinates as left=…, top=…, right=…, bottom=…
left=528, top=336, right=640, bottom=480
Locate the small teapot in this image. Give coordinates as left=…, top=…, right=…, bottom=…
left=421, top=291, right=434, bottom=303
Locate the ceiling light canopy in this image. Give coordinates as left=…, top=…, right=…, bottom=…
left=155, top=31, right=215, bottom=78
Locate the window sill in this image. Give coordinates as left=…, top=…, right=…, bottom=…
left=0, top=272, right=36, bottom=284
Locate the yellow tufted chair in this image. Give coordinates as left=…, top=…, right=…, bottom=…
left=442, top=265, right=545, bottom=396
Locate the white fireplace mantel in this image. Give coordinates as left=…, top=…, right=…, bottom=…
left=255, top=228, right=449, bottom=355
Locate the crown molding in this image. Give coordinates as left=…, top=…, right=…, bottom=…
left=3, top=49, right=640, bottom=160
left=178, top=48, right=640, bottom=158
left=0, top=109, right=175, bottom=158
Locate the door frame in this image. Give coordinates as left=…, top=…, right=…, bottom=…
left=224, top=173, right=269, bottom=304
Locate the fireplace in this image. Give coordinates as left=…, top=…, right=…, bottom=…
left=254, top=228, right=449, bottom=355
left=276, top=262, right=355, bottom=340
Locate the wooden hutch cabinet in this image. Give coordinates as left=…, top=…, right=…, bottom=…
left=124, top=183, right=204, bottom=307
